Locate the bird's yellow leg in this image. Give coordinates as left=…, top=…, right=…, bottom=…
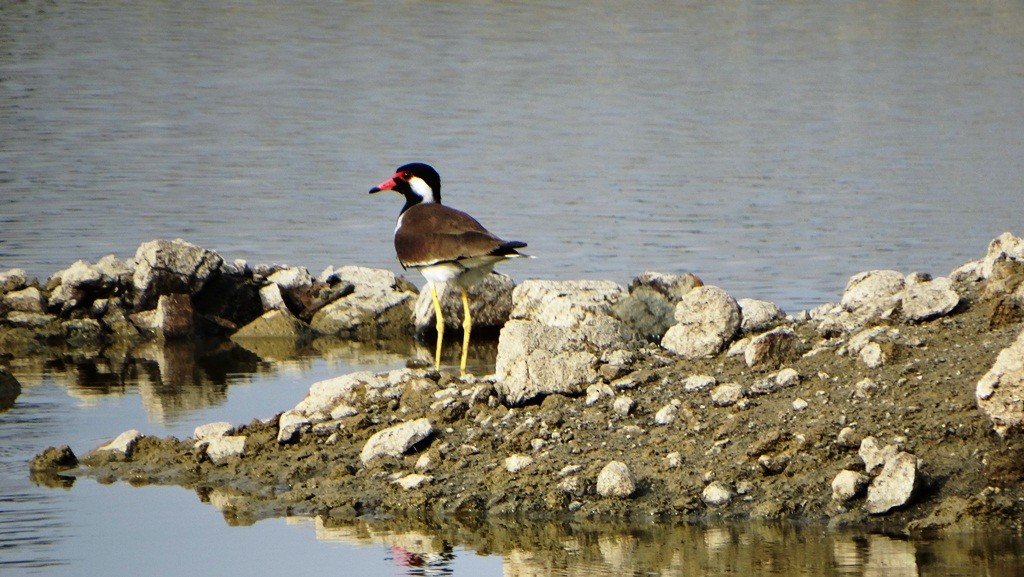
left=460, top=287, right=472, bottom=376
left=431, top=283, right=444, bottom=370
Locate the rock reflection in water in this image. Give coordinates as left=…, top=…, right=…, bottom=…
left=251, top=514, right=1024, bottom=577
left=8, top=335, right=493, bottom=423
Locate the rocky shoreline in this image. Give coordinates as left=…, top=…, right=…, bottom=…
left=15, top=233, right=1024, bottom=535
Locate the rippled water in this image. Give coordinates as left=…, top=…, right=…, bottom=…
left=3, top=0, right=1024, bottom=575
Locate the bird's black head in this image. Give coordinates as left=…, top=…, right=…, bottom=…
left=369, top=162, right=441, bottom=212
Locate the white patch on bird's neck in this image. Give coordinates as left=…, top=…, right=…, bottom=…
left=408, top=176, right=438, bottom=204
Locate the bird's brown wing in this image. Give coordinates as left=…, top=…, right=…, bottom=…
left=395, top=204, right=523, bottom=268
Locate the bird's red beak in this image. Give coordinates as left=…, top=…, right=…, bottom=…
left=369, top=173, right=399, bottom=194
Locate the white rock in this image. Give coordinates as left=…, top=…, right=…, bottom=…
left=865, top=452, right=917, bottom=514
left=132, top=239, right=222, bottom=309
left=496, top=281, right=640, bottom=405
left=860, top=342, right=885, bottom=368
left=792, top=398, right=808, bottom=411
left=976, top=328, right=1024, bottom=435
left=504, top=454, right=535, bottom=473
left=394, top=473, right=433, bottom=490
left=702, top=482, right=733, bottom=506
left=653, top=400, right=680, bottom=425
left=710, top=383, right=743, bottom=407
left=831, top=470, right=870, bottom=501
left=665, top=452, right=682, bottom=469
left=596, top=461, right=635, bottom=498
left=661, top=286, right=741, bottom=359
left=3, top=286, right=44, bottom=313
left=277, top=410, right=311, bottom=443
left=981, top=232, right=1024, bottom=279
left=841, top=270, right=905, bottom=311
left=309, top=266, right=417, bottom=338
left=683, top=374, right=717, bottom=393
left=858, top=436, right=898, bottom=474
left=194, top=421, right=234, bottom=441
left=0, top=268, right=27, bottom=292
left=612, top=396, right=635, bottom=416
left=414, top=454, right=434, bottom=472
left=359, top=418, right=434, bottom=464
left=738, top=298, right=785, bottom=333
left=899, top=277, right=960, bottom=321
left=205, top=435, right=246, bottom=465
left=775, top=368, right=801, bottom=387
left=259, top=283, right=287, bottom=311
left=96, top=429, right=143, bottom=457
left=837, top=426, right=862, bottom=448
left=585, top=384, right=614, bottom=406
left=268, top=266, right=312, bottom=291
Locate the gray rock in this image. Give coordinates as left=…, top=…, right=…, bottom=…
left=412, top=272, right=514, bottom=333
left=841, top=270, right=905, bottom=312
left=710, top=383, right=744, bottom=407
left=899, top=277, right=960, bottom=321
left=860, top=342, right=886, bottom=368
left=775, top=368, right=801, bottom=387
left=359, top=418, right=434, bottom=464
left=62, top=318, right=104, bottom=346
left=831, top=470, right=870, bottom=501
left=95, top=429, right=144, bottom=457
left=596, top=461, right=635, bottom=498
left=232, top=309, right=315, bottom=340
left=495, top=280, right=640, bottom=405
left=738, top=298, right=785, bottom=333
left=702, top=481, right=733, bottom=506
left=976, top=328, right=1024, bottom=435
left=155, top=293, right=194, bottom=339
left=133, top=239, right=223, bottom=310
left=309, top=266, right=417, bottom=339
left=629, top=271, right=703, bottom=302
left=744, top=327, right=806, bottom=368
left=3, top=286, right=45, bottom=313
left=661, top=285, right=741, bottom=359
left=205, top=435, right=246, bottom=465
left=612, top=285, right=677, bottom=342
left=865, top=452, right=917, bottom=514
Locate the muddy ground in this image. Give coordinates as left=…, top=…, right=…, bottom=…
left=31, top=277, right=1024, bottom=536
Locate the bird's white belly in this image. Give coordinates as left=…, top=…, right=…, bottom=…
left=418, top=258, right=500, bottom=288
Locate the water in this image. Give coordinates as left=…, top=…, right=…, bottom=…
left=2, top=0, right=1024, bottom=574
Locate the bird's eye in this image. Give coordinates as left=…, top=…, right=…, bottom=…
left=401, top=171, right=412, bottom=180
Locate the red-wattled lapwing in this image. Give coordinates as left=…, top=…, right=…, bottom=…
left=370, top=162, right=528, bottom=374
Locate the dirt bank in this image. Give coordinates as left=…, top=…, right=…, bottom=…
left=32, top=270, right=1024, bottom=536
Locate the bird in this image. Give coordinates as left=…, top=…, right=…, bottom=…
left=369, top=162, right=528, bottom=375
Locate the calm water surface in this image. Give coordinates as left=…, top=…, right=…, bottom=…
left=2, top=0, right=1024, bottom=575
